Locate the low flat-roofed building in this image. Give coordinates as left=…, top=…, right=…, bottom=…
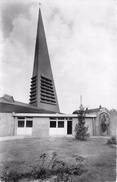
left=0, top=94, right=115, bottom=137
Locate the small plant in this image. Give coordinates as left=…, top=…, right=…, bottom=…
left=48, top=152, right=58, bottom=169
left=40, top=153, right=48, bottom=174
left=107, top=136, right=117, bottom=145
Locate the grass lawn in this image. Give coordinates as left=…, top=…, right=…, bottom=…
left=0, top=137, right=116, bottom=182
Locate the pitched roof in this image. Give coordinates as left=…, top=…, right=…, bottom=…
left=0, top=94, right=59, bottom=114
left=73, top=106, right=108, bottom=114
left=84, top=108, right=100, bottom=114
left=2, top=94, right=14, bottom=102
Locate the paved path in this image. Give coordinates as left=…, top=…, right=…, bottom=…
left=0, top=135, right=111, bottom=142
left=0, top=135, right=31, bottom=142
left=90, top=136, right=110, bottom=138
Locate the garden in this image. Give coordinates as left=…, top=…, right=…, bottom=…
left=0, top=136, right=116, bottom=182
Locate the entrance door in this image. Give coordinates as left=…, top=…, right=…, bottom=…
left=67, top=121, right=72, bottom=135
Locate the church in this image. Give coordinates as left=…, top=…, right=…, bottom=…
left=0, top=8, right=115, bottom=137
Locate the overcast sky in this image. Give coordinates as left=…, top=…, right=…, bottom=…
left=0, top=0, right=116, bottom=113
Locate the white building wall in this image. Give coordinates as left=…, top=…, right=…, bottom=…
left=85, top=118, right=93, bottom=136
left=0, top=113, right=97, bottom=137
left=0, top=113, right=15, bottom=136
left=72, top=118, right=78, bottom=136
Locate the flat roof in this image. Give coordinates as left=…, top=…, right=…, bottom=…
left=12, top=112, right=97, bottom=118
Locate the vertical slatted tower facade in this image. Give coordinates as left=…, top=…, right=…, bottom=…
left=29, top=8, right=60, bottom=113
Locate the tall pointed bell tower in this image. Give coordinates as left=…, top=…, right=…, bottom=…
left=29, top=7, right=60, bottom=113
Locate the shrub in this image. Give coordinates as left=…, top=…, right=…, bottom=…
left=107, top=136, right=117, bottom=145
left=74, top=108, right=90, bottom=140
left=1, top=152, right=86, bottom=182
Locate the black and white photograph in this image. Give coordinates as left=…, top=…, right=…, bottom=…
left=0, top=0, right=116, bottom=181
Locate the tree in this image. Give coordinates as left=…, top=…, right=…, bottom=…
left=74, top=107, right=90, bottom=140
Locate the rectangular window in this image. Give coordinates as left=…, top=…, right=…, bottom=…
left=50, top=121, right=56, bottom=128
left=58, top=121, right=64, bottom=128
left=18, top=120, right=24, bottom=127
left=26, top=120, right=33, bottom=128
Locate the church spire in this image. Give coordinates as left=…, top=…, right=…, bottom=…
left=29, top=7, right=60, bottom=113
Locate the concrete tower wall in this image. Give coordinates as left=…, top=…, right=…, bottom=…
left=30, top=8, right=60, bottom=113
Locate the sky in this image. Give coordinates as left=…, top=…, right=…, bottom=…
left=0, top=0, right=116, bottom=114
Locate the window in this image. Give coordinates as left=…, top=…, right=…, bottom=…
left=50, top=121, right=56, bottom=128
left=17, top=117, right=33, bottom=128
left=18, top=121, right=24, bottom=127
left=26, top=121, right=33, bottom=127
left=58, top=121, right=64, bottom=128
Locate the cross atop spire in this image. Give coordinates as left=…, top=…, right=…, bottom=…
left=79, top=95, right=84, bottom=111
left=80, top=95, right=82, bottom=106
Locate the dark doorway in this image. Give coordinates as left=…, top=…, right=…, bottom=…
left=67, top=121, right=72, bottom=135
